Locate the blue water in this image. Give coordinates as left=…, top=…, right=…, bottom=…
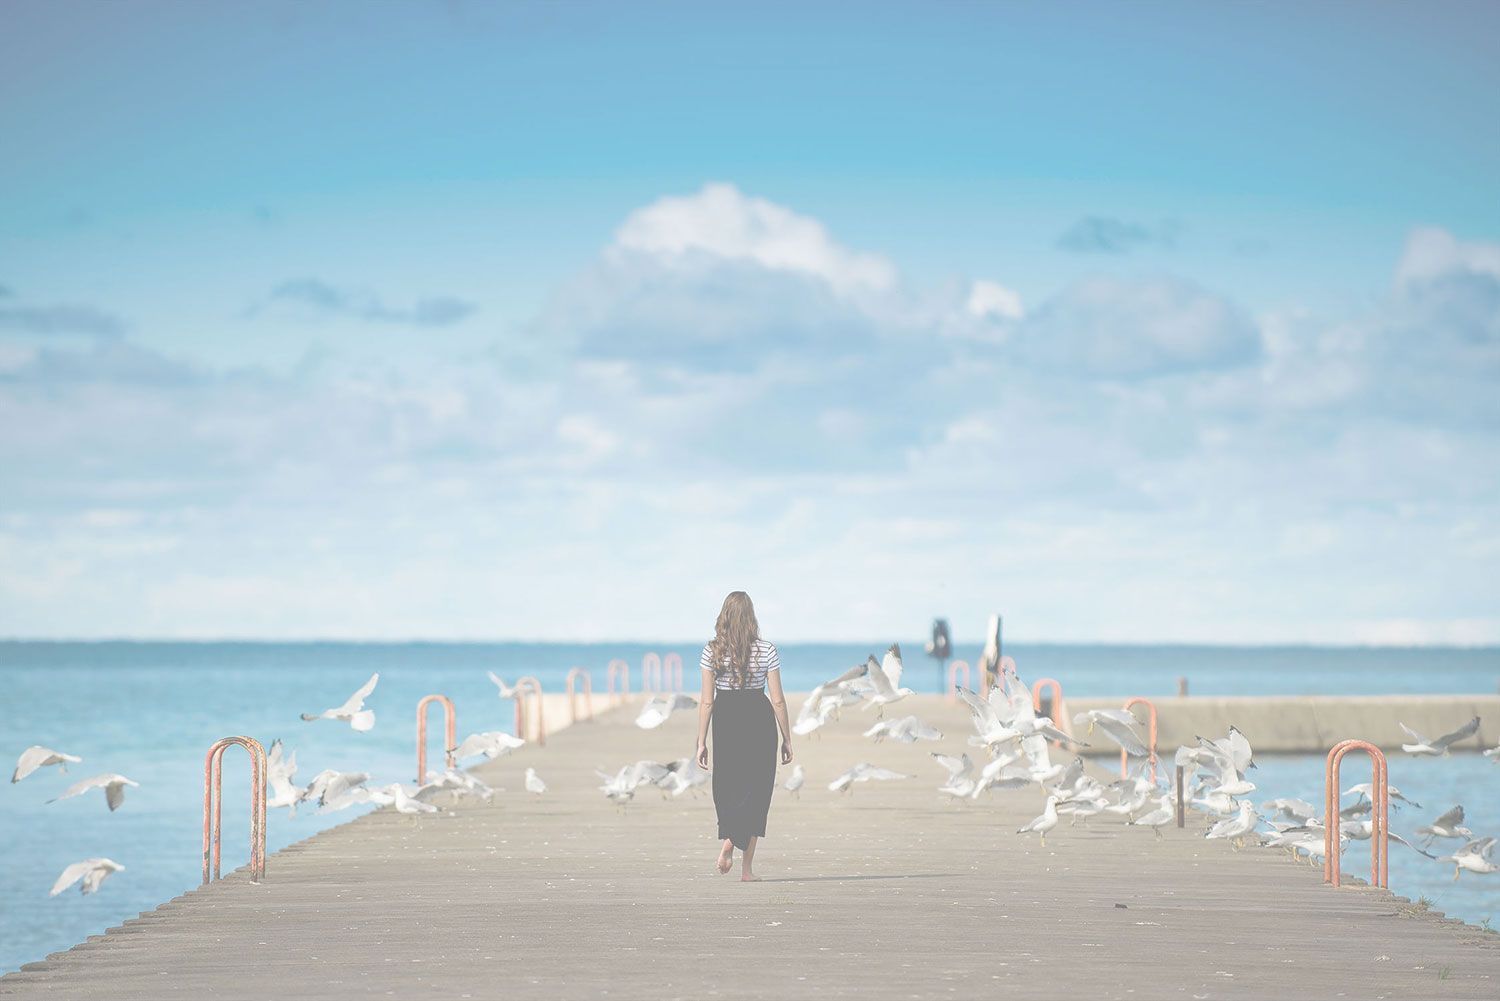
left=2, top=641, right=1498, bottom=975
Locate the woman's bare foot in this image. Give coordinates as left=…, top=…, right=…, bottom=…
left=741, top=871, right=761, bottom=882
left=716, top=841, right=734, bottom=874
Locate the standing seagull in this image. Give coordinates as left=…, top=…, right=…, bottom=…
left=1017, top=796, right=1060, bottom=847
left=783, top=763, right=805, bottom=797
left=13, top=745, right=82, bottom=784
left=301, top=672, right=379, bottom=731
left=50, top=858, right=124, bottom=896
left=524, top=767, right=547, bottom=795
left=1398, top=717, right=1480, bottom=756
left=48, top=773, right=139, bottom=812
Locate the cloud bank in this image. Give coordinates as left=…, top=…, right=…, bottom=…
left=1, top=184, right=1496, bottom=643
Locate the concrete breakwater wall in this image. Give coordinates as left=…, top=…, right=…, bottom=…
left=1053, top=694, right=1500, bottom=755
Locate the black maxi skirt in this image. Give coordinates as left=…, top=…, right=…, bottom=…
left=711, top=688, right=778, bottom=850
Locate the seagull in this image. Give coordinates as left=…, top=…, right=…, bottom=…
left=1128, top=795, right=1177, bottom=838
left=449, top=731, right=526, bottom=762
left=793, top=663, right=868, bottom=736
left=1485, top=741, right=1499, bottom=762
left=12, top=745, right=82, bottom=783
left=660, top=757, right=711, bottom=798
left=1017, top=796, right=1060, bottom=846
left=416, top=769, right=494, bottom=802
left=524, top=767, right=546, bottom=795
left=1438, top=837, right=1498, bottom=880
left=265, top=739, right=302, bottom=813
left=970, top=752, right=1032, bottom=798
left=1261, top=798, right=1319, bottom=825
left=635, top=693, right=698, bottom=730
left=48, top=773, right=139, bottom=812
left=1416, top=805, right=1475, bottom=847
left=1343, top=782, right=1420, bottom=810
left=596, top=761, right=672, bottom=805
left=1205, top=800, right=1260, bottom=848
left=783, top=763, right=805, bottom=797
left=49, top=858, right=125, bottom=897
left=1399, top=717, right=1481, bottom=756
left=1072, top=709, right=1149, bottom=757
left=1340, top=820, right=1437, bottom=858
left=487, top=671, right=519, bottom=698
left=302, top=769, right=371, bottom=812
left=827, top=762, right=909, bottom=793
left=386, top=783, right=439, bottom=815
left=301, top=672, right=378, bottom=731
left=931, top=752, right=975, bottom=798
left=864, top=715, right=943, bottom=744
left=859, top=646, right=915, bottom=716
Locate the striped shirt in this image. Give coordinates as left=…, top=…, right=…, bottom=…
left=700, top=639, right=781, bottom=691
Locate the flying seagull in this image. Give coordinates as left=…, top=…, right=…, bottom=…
left=1073, top=709, right=1149, bottom=757
left=859, top=646, right=915, bottom=716
left=50, top=858, right=125, bottom=897
left=301, top=672, right=379, bottom=731
left=1398, top=717, right=1481, bottom=756
left=828, top=762, right=910, bottom=793
left=13, top=745, right=82, bottom=784
left=1438, top=837, right=1498, bottom=880
left=48, top=773, right=139, bottom=812
left=449, top=731, right=525, bottom=761
left=635, top=693, right=698, bottom=730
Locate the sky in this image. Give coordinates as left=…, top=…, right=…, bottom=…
left=1, top=1, right=1498, bottom=643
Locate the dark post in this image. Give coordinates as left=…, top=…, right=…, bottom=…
left=1175, top=765, right=1185, bottom=827
left=1176, top=675, right=1189, bottom=697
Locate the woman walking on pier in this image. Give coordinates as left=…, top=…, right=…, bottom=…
left=695, top=591, right=794, bottom=881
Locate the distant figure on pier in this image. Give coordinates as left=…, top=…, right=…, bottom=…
left=695, top=591, right=794, bottom=881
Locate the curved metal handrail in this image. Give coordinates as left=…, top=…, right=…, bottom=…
left=566, top=666, right=594, bottom=724
left=1030, top=677, right=1072, bottom=744
left=662, top=652, right=683, bottom=693
left=1324, top=739, right=1389, bottom=889
left=203, top=736, right=267, bottom=884
left=607, top=658, right=630, bottom=703
left=946, top=660, right=971, bottom=702
left=1120, top=696, right=1159, bottom=784
left=641, top=652, right=663, bottom=694
left=514, top=675, right=546, bottom=746
left=416, top=694, right=457, bottom=782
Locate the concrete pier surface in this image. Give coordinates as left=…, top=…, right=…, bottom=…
left=3, top=694, right=1497, bottom=1000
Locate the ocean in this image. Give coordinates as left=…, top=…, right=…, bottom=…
left=2, top=640, right=1497, bottom=974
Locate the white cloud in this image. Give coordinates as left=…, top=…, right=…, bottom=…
left=1394, top=226, right=1500, bottom=288
left=612, top=182, right=897, bottom=294
left=966, top=279, right=1023, bottom=321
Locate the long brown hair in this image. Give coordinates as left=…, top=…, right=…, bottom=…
left=707, top=591, right=760, bottom=688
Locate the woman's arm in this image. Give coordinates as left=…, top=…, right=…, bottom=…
left=695, top=663, right=715, bottom=768
left=766, top=667, right=793, bottom=764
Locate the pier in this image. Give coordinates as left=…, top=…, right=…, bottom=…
left=3, top=694, right=1497, bottom=1000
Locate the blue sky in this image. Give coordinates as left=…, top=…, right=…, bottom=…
left=2, top=1, right=1498, bottom=642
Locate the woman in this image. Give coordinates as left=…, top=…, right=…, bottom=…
left=695, top=591, right=793, bottom=881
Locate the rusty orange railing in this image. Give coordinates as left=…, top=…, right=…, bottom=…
left=1120, top=696, right=1159, bottom=784
left=566, top=666, right=594, bottom=724
left=662, top=652, right=683, bottom=692
left=1324, top=739, right=1388, bottom=889
left=1030, top=677, right=1072, bottom=745
left=607, top=658, right=630, bottom=703
left=514, top=675, right=546, bottom=746
left=203, top=736, right=266, bottom=884
left=946, top=660, right=971, bottom=702
left=416, top=694, right=457, bottom=782
left=641, top=652, right=663, bottom=693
